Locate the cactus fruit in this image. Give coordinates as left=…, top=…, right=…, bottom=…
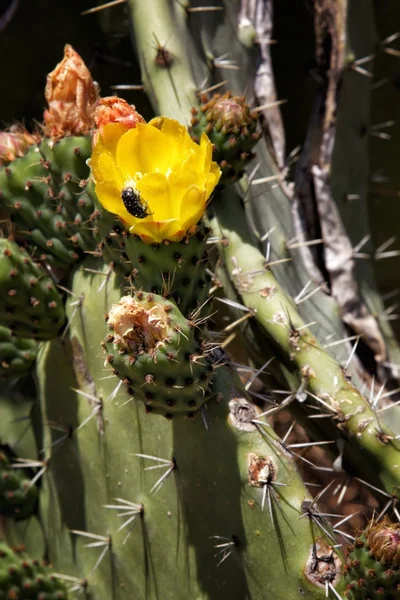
left=344, top=517, right=400, bottom=599
left=0, top=542, right=68, bottom=599
left=190, top=92, right=262, bottom=184
left=0, top=239, right=65, bottom=340
left=0, top=326, right=37, bottom=378
left=0, top=444, right=37, bottom=520
left=102, top=290, right=213, bottom=417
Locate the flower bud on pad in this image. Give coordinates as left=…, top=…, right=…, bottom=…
left=344, top=517, right=400, bottom=599
left=103, top=291, right=213, bottom=418
left=190, top=92, right=261, bottom=184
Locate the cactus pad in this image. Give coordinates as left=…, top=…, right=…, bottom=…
left=0, top=542, right=68, bottom=599
left=103, top=290, right=213, bottom=417
left=0, top=136, right=96, bottom=269
left=0, top=326, right=37, bottom=377
left=344, top=517, right=400, bottom=599
left=0, top=444, right=38, bottom=520
left=0, top=238, right=65, bottom=339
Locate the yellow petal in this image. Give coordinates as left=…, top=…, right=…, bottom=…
left=205, top=165, right=221, bottom=200
left=168, top=169, right=201, bottom=208
left=94, top=152, right=125, bottom=187
left=179, top=186, right=207, bottom=231
left=116, top=124, right=173, bottom=177
left=95, top=181, right=137, bottom=227
left=130, top=219, right=182, bottom=244
left=199, top=133, right=213, bottom=176
left=135, top=173, right=173, bottom=221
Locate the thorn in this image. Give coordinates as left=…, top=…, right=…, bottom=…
left=196, top=80, right=228, bottom=95
left=344, top=336, right=361, bottom=370
left=255, top=393, right=295, bottom=419
left=383, top=47, right=400, bottom=58
left=381, top=31, right=400, bottom=46
left=327, top=581, right=344, bottom=600
left=286, top=238, right=323, bottom=249
left=213, top=53, right=239, bottom=70
left=244, top=357, right=275, bottom=391
left=332, top=439, right=345, bottom=473
left=188, top=5, right=223, bottom=12
left=210, top=535, right=238, bottom=566
left=253, top=99, right=287, bottom=112
left=108, top=379, right=123, bottom=402
left=323, top=334, right=359, bottom=349
left=11, top=458, right=48, bottom=487
left=52, top=573, right=87, bottom=594
left=352, top=234, right=371, bottom=255
left=251, top=175, right=281, bottom=186
left=133, top=454, right=176, bottom=494
left=354, top=477, right=392, bottom=498
left=260, top=226, right=276, bottom=243
left=201, top=403, right=210, bottom=430
left=222, top=312, right=253, bottom=333
left=371, top=76, right=392, bottom=90
left=349, top=55, right=374, bottom=77
left=62, top=293, right=84, bottom=339
left=104, top=498, right=143, bottom=544
left=215, top=297, right=252, bottom=313
left=110, top=84, right=145, bottom=91
left=266, top=257, right=293, bottom=267
left=81, top=0, right=126, bottom=15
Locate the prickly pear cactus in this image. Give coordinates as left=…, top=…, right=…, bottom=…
left=1, top=2, right=400, bottom=599
left=0, top=542, right=68, bottom=599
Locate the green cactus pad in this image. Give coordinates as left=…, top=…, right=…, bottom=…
left=0, top=444, right=38, bottom=520
left=0, top=326, right=37, bottom=377
left=190, top=92, right=261, bottom=184
left=344, top=517, right=400, bottom=599
left=0, top=135, right=97, bottom=269
left=0, top=239, right=65, bottom=339
left=103, top=290, right=213, bottom=417
left=113, top=227, right=212, bottom=317
left=0, top=542, right=68, bottom=599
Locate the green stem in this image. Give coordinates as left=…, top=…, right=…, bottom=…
left=210, top=190, right=400, bottom=499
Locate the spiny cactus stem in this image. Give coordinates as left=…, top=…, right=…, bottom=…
left=209, top=190, right=400, bottom=500
left=127, top=0, right=200, bottom=119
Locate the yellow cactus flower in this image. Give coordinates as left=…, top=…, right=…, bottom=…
left=90, top=117, right=221, bottom=243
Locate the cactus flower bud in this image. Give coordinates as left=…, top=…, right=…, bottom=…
left=93, top=96, right=146, bottom=146
left=190, top=92, right=261, bottom=183
left=0, top=126, right=40, bottom=166
left=43, top=44, right=99, bottom=140
left=367, top=517, right=400, bottom=566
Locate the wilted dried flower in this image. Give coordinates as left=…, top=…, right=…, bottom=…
left=43, top=44, right=99, bottom=140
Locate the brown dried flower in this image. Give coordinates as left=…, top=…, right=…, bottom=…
left=43, top=44, right=99, bottom=140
